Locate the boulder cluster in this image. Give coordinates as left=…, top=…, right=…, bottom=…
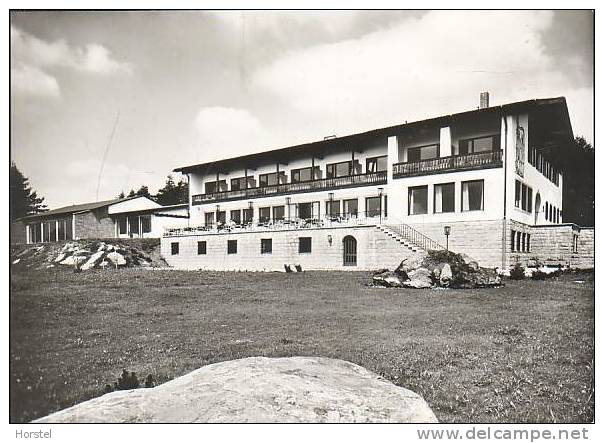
left=54, top=241, right=154, bottom=270
left=372, top=250, right=502, bottom=289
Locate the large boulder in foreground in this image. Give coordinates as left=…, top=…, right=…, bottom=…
left=33, top=357, right=437, bottom=423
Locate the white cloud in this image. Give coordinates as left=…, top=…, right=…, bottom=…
left=191, top=107, right=274, bottom=163
left=11, top=25, right=133, bottom=75
left=11, top=63, right=60, bottom=98
left=250, top=10, right=592, bottom=141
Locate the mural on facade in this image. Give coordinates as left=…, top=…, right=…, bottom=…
left=515, top=124, right=525, bottom=177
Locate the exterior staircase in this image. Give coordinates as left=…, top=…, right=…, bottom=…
left=376, top=223, right=445, bottom=253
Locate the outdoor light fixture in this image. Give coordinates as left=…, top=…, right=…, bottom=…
left=444, top=225, right=451, bottom=251
left=328, top=192, right=334, bottom=201
left=327, top=234, right=333, bottom=246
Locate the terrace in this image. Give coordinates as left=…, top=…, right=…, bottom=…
left=393, top=150, right=503, bottom=178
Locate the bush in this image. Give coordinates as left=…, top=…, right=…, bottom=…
left=509, top=263, right=526, bottom=280
left=531, top=269, right=548, bottom=280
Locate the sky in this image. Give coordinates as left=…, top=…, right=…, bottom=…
left=10, top=10, right=594, bottom=209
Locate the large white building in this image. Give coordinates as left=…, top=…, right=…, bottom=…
left=162, top=95, right=593, bottom=270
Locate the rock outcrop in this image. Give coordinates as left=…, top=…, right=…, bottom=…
left=33, top=356, right=438, bottom=423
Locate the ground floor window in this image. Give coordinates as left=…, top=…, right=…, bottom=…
left=227, top=240, right=237, bottom=254
left=299, top=237, right=312, bottom=253
left=261, top=238, right=272, bottom=254
left=141, top=215, right=152, bottom=233
left=118, top=217, right=128, bottom=234
left=408, top=186, right=428, bottom=215
left=198, top=241, right=207, bottom=255
left=343, top=235, right=357, bottom=266
left=461, top=180, right=484, bottom=211
left=171, top=242, right=179, bottom=255
left=573, top=234, right=579, bottom=253
left=28, top=223, right=42, bottom=243
left=434, top=182, right=455, bottom=213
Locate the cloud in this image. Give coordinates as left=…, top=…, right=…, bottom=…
left=11, top=25, right=133, bottom=75
left=11, top=63, right=60, bottom=98
left=191, top=107, right=274, bottom=163
left=250, top=10, right=592, bottom=141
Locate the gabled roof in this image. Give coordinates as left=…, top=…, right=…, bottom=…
left=174, top=97, right=573, bottom=174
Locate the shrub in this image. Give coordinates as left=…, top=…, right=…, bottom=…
left=509, top=263, right=526, bottom=280
left=531, top=269, right=548, bottom=280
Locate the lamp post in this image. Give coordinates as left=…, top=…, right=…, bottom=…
left=328, top=192, right=334, bottom=219
left=444, top=225, right=451, bottom=251
left=378, top=187, right=384, bottom=224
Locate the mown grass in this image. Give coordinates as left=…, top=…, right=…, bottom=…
left=10, top=267, right=594, bottom=423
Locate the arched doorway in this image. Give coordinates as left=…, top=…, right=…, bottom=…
left=534, top=192, right=541, bottom=225
left=343, top=235, right=357, bottom=266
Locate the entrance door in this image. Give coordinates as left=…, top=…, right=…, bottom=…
left=343, top=235, right=357, bottom=266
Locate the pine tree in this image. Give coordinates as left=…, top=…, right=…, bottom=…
left=156, top=175, right=188, bottom=205
left=10, top=162, right=47, bottom=221
left=127, top=189, right=136, bottom=197
left=135, top=185, right=151, bottom=198
left=117, top=191, right=125, bottom=199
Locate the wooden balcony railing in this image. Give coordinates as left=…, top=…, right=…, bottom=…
left=192, top=171, right=387, bottom=205
left=393, top=150, right=503, bottom=178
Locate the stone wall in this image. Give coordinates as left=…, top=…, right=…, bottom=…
left=74, top=208, right=115, bottom=239
left=407, top=219, right=506, bottom=268
left=10, top=220, right=26, bottom=244
left=161, top=225, right=418, bottom=271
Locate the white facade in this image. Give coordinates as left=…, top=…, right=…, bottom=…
left=109, top=197, right=189, bottom=238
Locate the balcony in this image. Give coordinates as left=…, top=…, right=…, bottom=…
left=393, top=150, right=503, bottom=178
left=192, top=171, right=387, bottom=205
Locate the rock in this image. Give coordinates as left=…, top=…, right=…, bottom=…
left=96, top=243, right=107, bottom=252
left=397, top=253, right=427, bottom=273
left=60, top=255, right=87, bottom=266
left=54, top=253, right=67, bottom=263
left=106, top=251, right=126, bottom=267
left=12, top=258, right=20, bottom=264
left=468, top=261, right=479, bottom=271
left=439, top=263, right=452, bottom=287
left=32, top=356, right=438, bottom=423
left=403, top=268, right=433, bottom=289
left=81, top=251, right=105, bottom=270
left=401, top=279, right=433, bottom=289
left=372, top=271, right=404, bottom=287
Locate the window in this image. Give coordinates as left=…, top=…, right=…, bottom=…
left=171, top=242, right=179, bottom=255
left=550, top=206, right=554, bottom=223
left=407, top=144, right=439, bottom=162
left=522, top=233, right=526, bottom=252
left=298, top=202, right=319, bottom=220
left=227, top=240, right=237, bottom=254
left=28, top=223, right=42, bottom=243
left=366, top=155, right=388, bottom=173
left=545, top=202, right=549, bottom=221
left=198, top=241, right=207, bottom=255
left=326, top=160, right=361, bottom=178
left=204, top=212, right=215, bottom=227
left=515, top=181, right=533, bottom=213
left=461, top=180, right=484, bottom=211
left=557, top=208, right=560, bottom=224
left=141, top=215, right=152, bottom=233
left=231, top=177, right=254, bottom=191
left=434, top=183, right=455, bottom=213
left=230, top=210, right=242, bottom=224
left=511, top=230, right=516, bottom=252
left=259, top=207, right=271, bottom=223
left=216, top=211, right=226, bottom=224
left=291, top=166, right=320, bottom=183
left=57, top=220, right=66, bottom=240
left=343, top=199, right=358, bottom=217
left=118, top=217, right=127, bottom=235
left=259, top=172, right=286, bottom=187
left=408, top=186, right=428, bottom=215
left=243, top=208, right=253, bottom=223
left=128, top=215, right=140, bottom=234
left=366, top=196, right=382, bottom=217
left=516, top=232, right=521, bottom=252
left=326, top=200, right=341, bottom=217
left=261, top=238, right=272, bottom=254
left=458, top=135, right=500, bottom=155
left=272, top=206, right=285, bottom=221
left=573, top=234, right=579, bottom=253
left=299, top=237, right=312, bottom=253
left=205, top=180, right=227, bottom=194
left=526, top=234, right=531, bottom=252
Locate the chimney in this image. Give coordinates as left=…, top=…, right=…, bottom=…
left=479, top=91, right=490, bottom=109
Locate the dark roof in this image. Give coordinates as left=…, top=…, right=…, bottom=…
left=18, top=196, right=141, bottom=221
left=174, top=97, right=572, bottom=174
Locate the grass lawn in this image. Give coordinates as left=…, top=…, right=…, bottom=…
left=10, top=267, right=594, bottom=423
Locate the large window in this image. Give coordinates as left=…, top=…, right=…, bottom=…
left=259, top=207, right=271, bottom=223
left=243, top=208, right=253, bottom=223
left=204, top=212, right=215, bottom=227
left=434, top=182, right=455, bottom=213
left=408, top=186, right=428, bottom=215
left=326, top=160, right=361, bottom=178
left=28, top=223, right=42, bottom=243
left=259, top=172, right=286, bottom=187
left=407, top=144, right=439, bottom=162
left=461, top=180, right=484, bottom=211
left=291, top=166, right=320, bottom=183
left=205, top=180, right=227, bottom=194
left=261, top=238, right=272, bottom=254
left=128, top=215, right=140, bottom=234
left=343, top=199, right=358, bottom=217
left=272, top=205, right=285, bottom=221
left=299, top=237, right=312, bottom=253
left=514, top=180, right=533, bottom=213
left=458, top=135, right=500, bottom=155
left=141, top=215, right=152, bottom=233
left=326, top=200, right=341, bottom=217
left=230, top=177, right=255, bottom=191
left=227, top=240, right=237, bottom=254
left=366, top=196, right=383, bottom=217
left=230, top=210, right=242, bottom=224
left=366, top=155, right=387, bottom=173
left=118, top=217, right=127, bottom=235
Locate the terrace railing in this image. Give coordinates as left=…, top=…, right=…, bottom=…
left=393, top=149, right=503, bottom=178
left=192, top=171, right=387, bottom=204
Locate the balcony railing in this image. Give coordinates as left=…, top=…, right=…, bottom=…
left=192, top=171, right=387, bottom=205
left=393, top=150, right=503, bottom=178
